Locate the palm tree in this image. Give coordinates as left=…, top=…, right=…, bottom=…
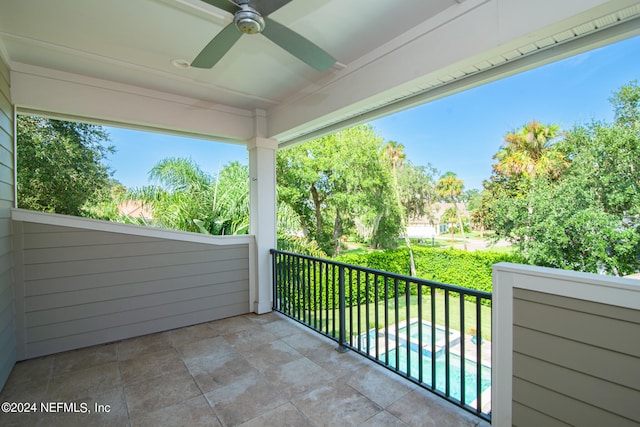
left=383, top=141, right=416, bottom=276
left=435, top=172, right=467, bottom=250
left=494, top=121, right=563, bottom=179
left=125, top=158, right=249, bottom=235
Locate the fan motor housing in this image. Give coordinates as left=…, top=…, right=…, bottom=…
left=234, top=4, right=265, bottom=34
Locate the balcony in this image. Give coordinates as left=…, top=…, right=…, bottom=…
left=0, top=312, right=488, bottom=427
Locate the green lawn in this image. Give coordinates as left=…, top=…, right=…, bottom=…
left=298, top=292, right=492, bottom=342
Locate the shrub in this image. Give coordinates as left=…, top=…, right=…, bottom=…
left=335, top=247, right=523, bottom=293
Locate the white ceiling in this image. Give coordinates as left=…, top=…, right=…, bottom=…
left=1, top=0, right=639, bottom=145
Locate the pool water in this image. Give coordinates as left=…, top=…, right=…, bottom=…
left=394, top=321, right=456, bottom=350
left=385, top=348, right=491, bottom=407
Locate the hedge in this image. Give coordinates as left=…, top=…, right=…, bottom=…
left=335, top=247, right=523, bottom=294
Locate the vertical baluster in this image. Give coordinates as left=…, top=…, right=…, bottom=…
left=284, top=254, right=290, bottom=315
left=445, top=289, right=450, bottom=397
left=325, top=262, right=330, bottom=335
left=357, top=270, right=362, bottom=352
left=338, top=265, right=347, bottom=352
left=319, top=260, right=324, bottom=333
left=375, top=274, right=380, bottom=361
left=405, top=280, right=411, bottom=378
left=332, top=264, right=337, bottom=338
left=460, top=292, right=466, bottom=406
left=394, top=278, right=400, bottom=372
left=431, top=285, right=436, bottom=391
left=476, top=295, right=483, bottom=413
left=312, top=260, right=317, bottom=329
left=417, top=282, right=423, bottom=383
left=348, top=268, right=353, bottom=349
left=365, top=272, right=370, bottom=355
left=384, top=276, right=389, bottom=366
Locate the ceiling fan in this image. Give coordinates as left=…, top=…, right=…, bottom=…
left=191, top=0, right=336, bottom=71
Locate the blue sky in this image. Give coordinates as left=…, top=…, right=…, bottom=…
left=106, top=34, right=640, bottom=190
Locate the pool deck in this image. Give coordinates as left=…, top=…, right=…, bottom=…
left=0, top=312, right=490, bottom=427
left=356, top=318, right=493, bottom=415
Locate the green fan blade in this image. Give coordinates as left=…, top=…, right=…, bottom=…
left=191, top=23, right=242, bottom=68
left=262, top=17, right=335, bottom=71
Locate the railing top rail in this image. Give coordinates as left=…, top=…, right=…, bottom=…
left=270, top=249, right=492, bottom=299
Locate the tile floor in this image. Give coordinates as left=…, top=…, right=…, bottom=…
left=0, top=312, right=490, bottom=426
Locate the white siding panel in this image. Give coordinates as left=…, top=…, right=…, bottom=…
left=513, top=326, right=639, bottom=390
left=13, top=215, right=252, bottom=359
left=26, top=279, right=248, bottom=326
left=26, top=268, right=249, bottom=311
left=27, top=290, right=248, bottom=342
left=513, top=378, right=638, bottom=427
left=0, top=56, right=13, bottom=389
left=25, top=258, right=247, bottom=296
left=27, top=301, right=248, bottom=358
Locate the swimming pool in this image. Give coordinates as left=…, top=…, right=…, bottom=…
left=357, top=319, right=491, bottom=409
left=385, top=347, right=491, bottom=407
left=390, top=320, right=459, bottom=356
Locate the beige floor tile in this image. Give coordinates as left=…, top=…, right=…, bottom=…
left=35, top=386, right=128, bottom=427
left=305, top=345, right=370, bottom=379
left=205, top=371, right=287, bottom=427
left=163, top=322, right=217, bottom=347
left=346, top=364, right=415, bottom=408
left=386, top=388, right=479, bottom=427
left=116, top=331, right=173, bottom=361
left=184, top=351, right=257, bottom=393
left=0, top=357, right=51, bottom=404
left=358, top=411, right=409, bottom=426
left=207, top=315, right=255, bottom=336
left=238, top=402, right=313, bottom=427
left=259, top=318, right=306, bottom=338
left=47, top=362, right=122, bottom=402
left=124, top=367, right=200, bottom=419
left=261, top=358, right=334, bottom=400
left=223, top=327, right=278, bottom=353
left=0, top=313, right=488, bottom=427
left=241, top=340, right=304, bottom=373
left=175, top=335, right=235, bottom=360
left=130, top=395, right=221, bottom=427
left=243, top=312, right=281, bottom=325
left=120, top=347, right=185, bottom=385
left=292, top=382, right=382, bottom=426
left=0, top=410, right=43, bottom=427
left=3, top=356, right=53, bottom=386
left=52, top=343, right=118, bottom=376
left=280, top=330, right=336, bottom=356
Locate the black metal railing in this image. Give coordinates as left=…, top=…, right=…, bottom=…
left=271, top=249, right=492, bottom=421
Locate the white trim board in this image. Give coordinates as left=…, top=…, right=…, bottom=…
left=11, top=208, right=254, bottom=247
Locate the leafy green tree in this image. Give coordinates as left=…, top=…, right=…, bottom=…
left=521, top=83, right=640, bottom=274
left=397, top=163, right=439, bottom=225
left=494, top=121, right=563, bottom=178
left=17, top=116, right=114, bottom=215
left=277, top=125, right=400, bottom=255
left=127, top=158, right=249, bottom=235
left=478, top=121, right=565, bottom=245
left=383, top=141, right=416, bottom=275
left=481, top=82, right=639, bottom=275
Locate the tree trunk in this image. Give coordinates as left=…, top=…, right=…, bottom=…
left=332, top=209, right=342, bottom=255
left=310, top=183, right=323, bottom=242
left=392, top=167, right=416, bottom=276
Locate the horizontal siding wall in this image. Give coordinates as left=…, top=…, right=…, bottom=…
left=13, top=215, right=251, bottom=359
left=512, top=288, right=640, bottom=427
left=0, top=55, right=15, bottom=390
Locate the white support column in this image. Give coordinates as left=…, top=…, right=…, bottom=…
left=248, top=135, right=278, bottom=314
